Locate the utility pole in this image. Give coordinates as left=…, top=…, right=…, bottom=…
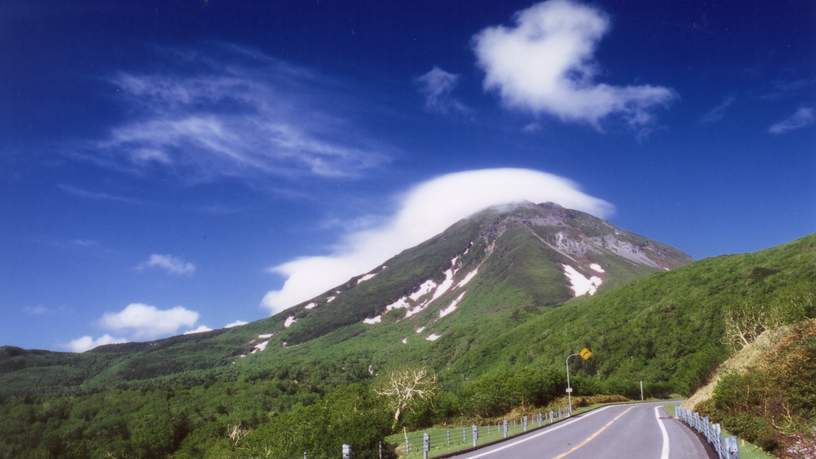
left=640, top=380, right=644, bottom=401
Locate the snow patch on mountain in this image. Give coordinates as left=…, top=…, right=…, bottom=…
left=385, top=297, right=410, bottom=312
left=356, top=272, right=377, bottom=284
left=258, top=333, right=274, bottom=339
left=252, top=340, right=269, bottom=353
left=304, top=302, right=317, bottom=310
left=439, top=291, right=467, bottom=318
left=456, top=268, right=478, bottom=288
left=326, top=295, right=336, bottom=303
left=426, top=333, right=441, bottom=342
left=562, top=264, right=603, bottom=296
left=401, top=337, right=408, bottom=344
left=415, top=326, right=425, bottom=334
left=362, top=315, right=382, bottom=325
left=284, top=316, right=297, bottom=328
left=589, top=263, right=605, bottom=273
left=410, top=280, right=437, bottom=301
left=431, top=256, right=461, bottom=302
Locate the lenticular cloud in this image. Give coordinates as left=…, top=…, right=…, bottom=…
left=261, top=168, right=612, bottom=314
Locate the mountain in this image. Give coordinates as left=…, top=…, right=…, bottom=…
left=2, top=204, right=814, bottom=458
left=0, top=202, right=689, bottom=394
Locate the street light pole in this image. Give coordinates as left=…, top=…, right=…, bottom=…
left=565, top=353, right=578, bottom=416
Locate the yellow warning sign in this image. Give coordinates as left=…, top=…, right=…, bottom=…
left=579, top=347, right=592, bottom=360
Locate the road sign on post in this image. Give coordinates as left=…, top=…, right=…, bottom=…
left=566, top=347, right=592, bottom=416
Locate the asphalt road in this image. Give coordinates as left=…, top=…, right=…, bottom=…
left=448, top=402, right=713, bottom=459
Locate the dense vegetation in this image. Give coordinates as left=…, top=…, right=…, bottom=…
left=1, top=233, right=813, bottom=458
left=697, top=319, right=816, bottom=457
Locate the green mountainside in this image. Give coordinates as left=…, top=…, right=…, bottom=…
left=1, top=203, right=813, bottom=458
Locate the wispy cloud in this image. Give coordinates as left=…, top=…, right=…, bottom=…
left=473, top=0, right=675, bottom=130
left=700, top=96, right=735, bottom=124
left=79, top=44, right=389, bottom=182
left=761, top=77, right=816, bottom=101
left=415, top=67, right=470, bottom=115
left=261, top=168, right=611, bottom=314
left=58, top=184, right=145, bottom=205
left=768, top=107, right=815, bottom=135
left=137, top=253, right=197, bottom=276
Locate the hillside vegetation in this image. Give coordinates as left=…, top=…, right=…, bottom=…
left=695, top=319, right=816, bottom=458
left=0, top=233, right=813, bottom=458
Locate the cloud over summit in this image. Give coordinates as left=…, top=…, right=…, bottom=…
left=261, top=168, right=611, bottom=314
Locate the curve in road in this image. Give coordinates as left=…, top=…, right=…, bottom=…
left=447, top=402, right=713, bottom=459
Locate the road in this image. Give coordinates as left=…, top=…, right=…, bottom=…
left=448, top=402, right=713, bottom=459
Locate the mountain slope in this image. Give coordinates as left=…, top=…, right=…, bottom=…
left=1, top=209, right=813, bottom=458
left=0, top=202, right=689, bottom=394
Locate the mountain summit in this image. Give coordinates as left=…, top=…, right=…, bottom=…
left=276, top=201, right=691, bottom=345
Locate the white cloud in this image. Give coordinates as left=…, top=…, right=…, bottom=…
left=138, top=254, right=196, bottom=276
left=473, top=0, right=675, bottom=128
left=700, top=96, right=735, bottom=124
left=184, top=325, right=213, bottom=335
left=768, top=107, right=815, bottom=134
left=67, top=334, right=127, bottom=353
left=83, top=44, right=387, bottom=181
left=415, top=67, right=469, bottom=114
left=261, top=167, right=611, bottom=314
left=99, top=303, right=199, bottom=338
left=224, top=320, right=248, bottom=328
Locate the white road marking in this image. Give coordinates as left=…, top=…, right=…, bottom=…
left=654, top=406, right=670, bottom=459
left=463, top=406, right=613, bottom=458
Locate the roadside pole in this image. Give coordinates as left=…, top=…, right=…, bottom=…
left=640, top=380, right=644, bottom=401
left=566, top=347, right=592, bottom=416
left=565, top=353, right=577, bottom=416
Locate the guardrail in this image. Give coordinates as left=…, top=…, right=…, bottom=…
left=675, top=406, right=739, bottom=459
left=397, top=407, right=571, bottom=459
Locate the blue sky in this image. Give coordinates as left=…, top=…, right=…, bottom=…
left=1, top=0, right=814, bottom=351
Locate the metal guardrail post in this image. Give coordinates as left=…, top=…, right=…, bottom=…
left=502, top=419, right=508, bottom=438
left=342, top=443, right=351, bottom=459
left=471, top=425, right=478, bottom=448
left=446, top=428, right=451, bottom=446
left=422, top=432, right=429, bottom=459
left=726, top=436, right=739, bottom=459
left=462, top=426, right=466, bottom=444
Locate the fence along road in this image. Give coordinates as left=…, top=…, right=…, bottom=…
left=447, top=402, right=713, bottom=459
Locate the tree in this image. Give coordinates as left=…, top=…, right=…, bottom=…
left=376, top=367, right=438, bottom=429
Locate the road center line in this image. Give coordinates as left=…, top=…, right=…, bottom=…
left=654, top=406, right=670, bottom=459
left=463, top=406, right=613, bottom=458
left=550, top=406, right=634, bottom=459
